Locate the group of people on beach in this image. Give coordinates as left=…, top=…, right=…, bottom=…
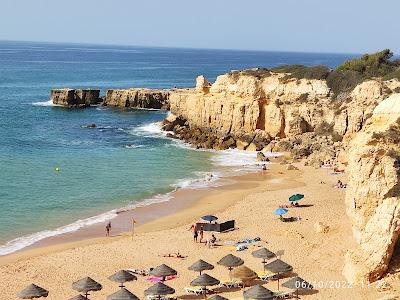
left=189, top=224, right=217, bottom=247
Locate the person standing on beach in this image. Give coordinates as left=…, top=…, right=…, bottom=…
left=189, top=224, right=198, bottom=242
left=132, top=218, right=136, bottom=238
left=199, top=226, right=204, bottom=243
left=106, top=221, right=111, bottom=237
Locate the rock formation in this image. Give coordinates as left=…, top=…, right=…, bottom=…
left=104, top=88, right=170, bottom=109
left=163, top=71, right=400, bottom=155
left=52, top=88, right=169, bottom=109
left=51, top=89, right=101, bottom=107
left=343, top=94, right=400, bottom=283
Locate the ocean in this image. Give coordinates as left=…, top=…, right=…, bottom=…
left=0, top=41, right=357, bottom=255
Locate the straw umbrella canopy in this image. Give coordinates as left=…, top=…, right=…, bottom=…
left=188, top=259, right=214, bottom=275
left=72, top=277, right=102, bottom=298
left=18, top=284, right=49, bottom=299
left=217, top=254, right=244, bottom=271
left=108, top=270, right=137, bottom=288
left=69, top=295, right=87, bottom=300
left=208, top=295, right=229, bottom=300
left=252, top=248, right=276, bottom=271
left=217, top=254, right=244, bottom=279
left=231, top=266, right=257, bottom=287
left=191, top=274, right=220, bottom=298
left=264, top=259, right=293, bottom=290
left=243, top=285, right=274, bottom=300
left=144, top=282, right=175, bottom=300
left=149, top=264, right=177, bottom=281
left=107, top=288, right=140, bottom=300
left=282, top=276, right=313, bottom=298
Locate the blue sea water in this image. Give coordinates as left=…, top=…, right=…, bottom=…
left=0, top=41, right=357, bottom=254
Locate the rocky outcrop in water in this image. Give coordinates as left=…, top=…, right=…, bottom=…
left=51, top=89, right=101, bottom=107
left=343, top=94, right=400, bottom=283
left=51, top=88, right=170, bottom=109
left=104, top=89, right=170, bottom=109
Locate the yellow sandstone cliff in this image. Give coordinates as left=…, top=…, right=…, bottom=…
left=343, top=93, right=400, bottom=283
left=168, top=70, right=400, bottom=147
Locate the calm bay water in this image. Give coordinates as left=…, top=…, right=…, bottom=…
left=0, top=41, right=357, bottom=254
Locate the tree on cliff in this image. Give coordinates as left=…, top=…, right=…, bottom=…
left=336, top=49, right=400, bottom=79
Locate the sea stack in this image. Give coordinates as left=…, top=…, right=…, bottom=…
left=51, top=88, right=101, bottom=107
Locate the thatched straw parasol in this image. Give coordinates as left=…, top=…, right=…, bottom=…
left=144, top=282, right=175, bottom=300
left=188, top=259, right=214, bottom=275
left=282, top=276, right=313, bottom=298
left=69, top=295, right=88, bottom=300
left=108, top=270, right=137, bottom=288
left=252, top=248, right=276, bottom=271
left=208, top=295, right=229, bottom=300
left=149, top=264, right=177, bottom=281
left=264, top=259, right=293, bottom=290
left=72, top=277, right=102, bottom=298
left=231, top=266, right=257, bottom=287
left=191, top=274, right=220, bottom=299
left=107, top=288, right=140, bottom=300
left=243, top=284, right=274, bottom=299
left=217, top=254, right=244, bottom=272
left=18, top=284, right=49, bottom=299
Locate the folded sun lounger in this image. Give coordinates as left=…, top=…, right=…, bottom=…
left=273, top=290, right=294, bottom=299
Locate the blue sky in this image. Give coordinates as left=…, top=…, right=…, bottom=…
left=1, top=0, right=399, bottom=54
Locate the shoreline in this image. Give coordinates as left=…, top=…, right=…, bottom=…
left=1, top=160, right=391, bottom=299
left=0, top=157, right=284, bottom=266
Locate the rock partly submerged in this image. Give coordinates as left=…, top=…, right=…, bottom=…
left=51, top=88, right=170, bottom=109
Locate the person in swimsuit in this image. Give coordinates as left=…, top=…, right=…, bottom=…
left=199, top=226, right=204, bottom=243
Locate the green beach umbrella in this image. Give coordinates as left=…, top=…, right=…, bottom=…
left=289, top=194, right=304, bottom=202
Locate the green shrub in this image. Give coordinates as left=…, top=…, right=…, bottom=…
left=272, top=65, right=330, bottom=81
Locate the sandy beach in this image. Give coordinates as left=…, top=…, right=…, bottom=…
left=0, top=160, right=397, bottom=299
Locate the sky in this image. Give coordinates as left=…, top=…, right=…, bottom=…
left=1, top=0, right=399, bottom=54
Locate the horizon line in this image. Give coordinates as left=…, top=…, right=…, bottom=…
left=0, top=39, right=367, bottom=56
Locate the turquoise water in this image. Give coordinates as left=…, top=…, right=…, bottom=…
left=0, top=41, right=357, bottom=254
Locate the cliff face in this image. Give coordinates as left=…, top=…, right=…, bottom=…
left=168, top=71, right=400, bottom=149
left=51, top=89, right=101, bottom=107
left=343, top=94, right=400, bottom=283
left=104, top=89, right=170, bottom=109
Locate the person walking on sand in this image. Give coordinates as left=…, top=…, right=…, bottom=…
left=199, top=226, right=204, bottom=243
left=132, top=218, right=136, bottom=238
left=106, top=221, right=111, bottom=237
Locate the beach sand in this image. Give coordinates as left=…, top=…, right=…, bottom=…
left=0, top=160, right=396, bottom=299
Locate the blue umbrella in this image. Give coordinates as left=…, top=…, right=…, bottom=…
left=273, top=208, right=288, bottom=216
left=289, top=194, right=304, bottom=202
left=201, top=215, right=218, bottom=223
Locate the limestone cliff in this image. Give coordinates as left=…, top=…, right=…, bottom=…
left=51, top=89, right=101, bottom=107
left=166, top=69, right=400, bottom=152
left=104, top=88, right=170, bottom=109
left=343, top=94, right=400, bottom=283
